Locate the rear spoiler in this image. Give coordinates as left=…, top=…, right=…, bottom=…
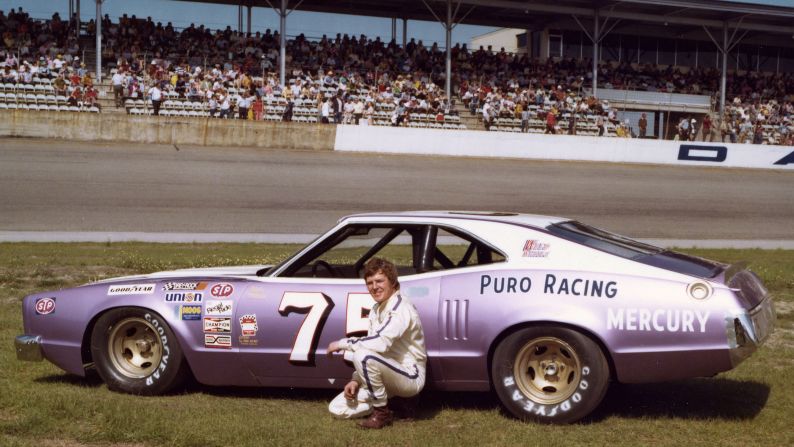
left=724, top=261, right=749, bottom=284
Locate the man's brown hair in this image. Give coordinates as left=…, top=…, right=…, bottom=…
left=363, top=257, right=400, bottom=290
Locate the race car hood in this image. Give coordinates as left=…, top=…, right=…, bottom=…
left=88, top=265, right=273, bottom=285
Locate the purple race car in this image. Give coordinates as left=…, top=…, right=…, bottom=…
left=16, top=211, right=775, bottom=423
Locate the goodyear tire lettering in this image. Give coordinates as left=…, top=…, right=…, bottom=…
left=491, top=327, right=610, bottom=423
left=92, top=307, right=188, bottom=395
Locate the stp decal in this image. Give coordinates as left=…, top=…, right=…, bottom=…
left=34, top=297, right=56, bottom=315
left=210, top=283, right=234, bottom=297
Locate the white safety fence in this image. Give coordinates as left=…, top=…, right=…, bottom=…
left=334, top=125, right=794, bottom=170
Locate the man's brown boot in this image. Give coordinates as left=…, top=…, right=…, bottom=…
left=359, top=405, right=393, bottom=429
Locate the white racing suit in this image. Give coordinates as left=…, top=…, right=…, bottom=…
left=329, top=292, right=427, bottom=418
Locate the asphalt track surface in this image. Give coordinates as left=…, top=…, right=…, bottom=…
left=1, top=138, right=793, bottom=242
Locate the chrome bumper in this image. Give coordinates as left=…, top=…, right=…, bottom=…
left=15, top=335, right=44, bottom=362
left=726, top=296, right=776, bottom=367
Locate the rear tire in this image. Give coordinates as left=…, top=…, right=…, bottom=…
left=491, top=326, right=609, bottom=424
left=91, top=307, right=189, bottom=395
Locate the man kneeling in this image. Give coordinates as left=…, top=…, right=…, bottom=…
left=327, top=258, right=427, bottom=429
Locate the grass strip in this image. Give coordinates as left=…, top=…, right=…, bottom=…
left=1, top=243, right=792, bottom=446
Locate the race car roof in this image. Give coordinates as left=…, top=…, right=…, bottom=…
left=342, top=210, right=567, bottom=230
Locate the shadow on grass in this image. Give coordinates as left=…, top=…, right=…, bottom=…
left=33, top=370, right=103, bottom=388
left=189, top=382, right=339, bottom=402
left=36, top=372, right=769, bottom=422
left=592, top=377, right=770, bottom=421
left=185, top=382, right=497, bottom=421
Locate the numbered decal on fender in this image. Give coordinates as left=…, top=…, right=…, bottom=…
left=278, top=292, right=334, bottom=365
left=345, top=292, right=375, bottom=336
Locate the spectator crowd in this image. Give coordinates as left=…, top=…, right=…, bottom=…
left=1, top=7, right=793, bottom=144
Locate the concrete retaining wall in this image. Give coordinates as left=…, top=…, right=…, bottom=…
left=0, top=110, right=336, bottom=151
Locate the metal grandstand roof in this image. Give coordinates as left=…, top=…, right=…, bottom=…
left=172, top=0, right=794, bottom=37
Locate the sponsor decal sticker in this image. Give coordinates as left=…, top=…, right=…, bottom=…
left=607, top=308, right=710, bottom=333
left=240, top=314, right=258, bottom=336
left=108, top=284, right=155, bottom=296
left=210, top=283, right=235, bottom=297
left=203, top=317, right=232, bottom=333
left=205, top=334, right=232, bottom=349
left=523, top=240, right=550, bottom=258
left=205, top=300, right=233, bottom=316
left=163, top=281, right=208, bottom=291
left=179, top=305, right=202, bottom=320
left=34, top=297, right=56, bottom=315
left=164, top=292, right=203, bottom=303
left=407, top=286, right=429, bottom=297
left=246, top=285, right=267, bottom=299
left=239, top=336, right=258, bottom=346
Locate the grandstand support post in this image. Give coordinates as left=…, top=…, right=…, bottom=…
left=573, top=8, right=620, bottom=98
left=279, top=0, right=286, bottom=87
left=69, top=1, right=73, bottom=25
left=238, top=5, right=243, bottom=34
left=95, top=0, right=102, bottom=83
left=703, top=18, right=749, bottom=117
left=445, top=0, right=452, bottom=100
left=247, top=4, right=252, bottom=35
left=76, top=0, right=81, bottom=39
left=264, top=0, right=300, bottom=88
left=592, top=9, right=599, bottom=98
left=402, top=19, right=407, bottom=48
left=720, top=22, right=727, bottom=117
left=420, top=0, right=474, bottom=102
left=572, top=10, right=614, bottom=99
left=391, top=18, right=397, bottom=43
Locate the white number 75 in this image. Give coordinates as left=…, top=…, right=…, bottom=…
left=278, top=291, right=373, bottom=364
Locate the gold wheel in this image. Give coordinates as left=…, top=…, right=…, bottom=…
left=513, top=336, right=582, bottom=405
left=107, top=317, right=162, bottom=379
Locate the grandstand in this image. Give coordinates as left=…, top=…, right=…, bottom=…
left=1, top=1, right=793, bottom=145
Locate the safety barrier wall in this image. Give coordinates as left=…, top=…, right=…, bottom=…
left=335, top=125, right=794, bottom=170
left=0, top=110, right=336, bottom=151
left=2, top=111, right=792, bottom=170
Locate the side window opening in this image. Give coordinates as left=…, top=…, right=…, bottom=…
left=282, top=225, right=417, bottom=279
left=432, top=227, right=505, bottom=269
left=279, top=224, right=505, bottom=279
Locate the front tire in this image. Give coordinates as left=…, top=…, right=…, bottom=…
left=491, top=326, right=609, bottom=424
left=91, top=307, right=189, bottom=395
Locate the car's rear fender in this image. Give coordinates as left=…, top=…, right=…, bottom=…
left=442, top=266, right=737, bottom=386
